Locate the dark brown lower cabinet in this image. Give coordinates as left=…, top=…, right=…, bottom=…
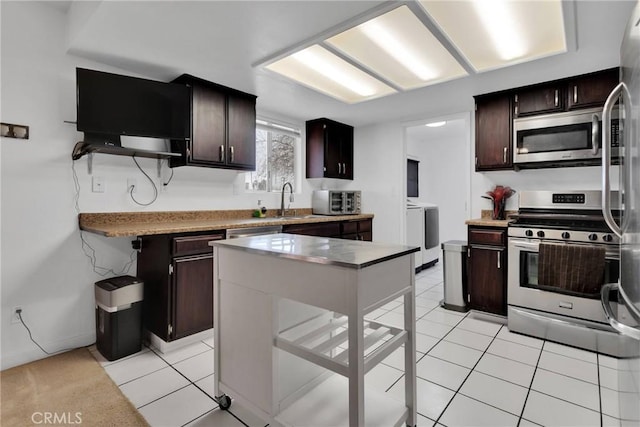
left=137, top=218, right=373, bottom=343
left=172, top=254, right=213, bottom=340
left=137, top=232, right=224, bottom=342
left=283, top=218, right=373, bottom=241
left=467, top=226, right=507, bottom=316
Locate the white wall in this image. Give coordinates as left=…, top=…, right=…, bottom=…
left=0, top=2, right=313, bottom=369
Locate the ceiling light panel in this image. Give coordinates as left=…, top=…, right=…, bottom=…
left=419, top=0, right=566, bottom=72
left=326, top=6, right=467, bottom=90
left=266, top=45, right=396, bottom=103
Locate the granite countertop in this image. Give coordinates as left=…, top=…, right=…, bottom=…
left=465, top=210, right=516, bottom=228
left=79, top=209, right=374, bottom=237
left=211, top=233, right=418, bottom=269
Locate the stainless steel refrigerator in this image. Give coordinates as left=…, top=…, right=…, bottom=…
left=601, top=1, right=640, bottom=423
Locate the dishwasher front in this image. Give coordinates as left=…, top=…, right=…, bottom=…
left=226, top=225, right=283, bottom=239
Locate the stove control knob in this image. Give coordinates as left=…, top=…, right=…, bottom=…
left=603, top=234, right=613, bottom=242
left=537, top=230, right=545, bottom=238
left=525, top=230, right=533, bottom=237
left=562, top=232, right=570, bottom=239
left=588, top=233, right=598, bottom=241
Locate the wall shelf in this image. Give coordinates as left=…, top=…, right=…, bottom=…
left=73, top=142, right=181, bottom=175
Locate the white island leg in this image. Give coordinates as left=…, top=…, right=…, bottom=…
left=348, top=277, right=365, bottom=427
left=404, top=258, right=417, bottom=426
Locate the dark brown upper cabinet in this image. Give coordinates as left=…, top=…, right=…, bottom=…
left=474, top=93, right=513, bottom=171
left=306, top=118, right=354, bottom=180
left=170, top=74, right=256, bottom=171
left=566, top=68, right=619, bottom=110
left=513, top=83, right=564, bottom=117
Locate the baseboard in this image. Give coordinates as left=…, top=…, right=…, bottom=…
left=146, top=329, right=214, bottom=354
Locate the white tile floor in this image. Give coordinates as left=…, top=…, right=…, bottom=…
left=89, top=264, right=627, bottom=427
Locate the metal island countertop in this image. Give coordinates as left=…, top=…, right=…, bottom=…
left=210, top=233, right=419, bottom=269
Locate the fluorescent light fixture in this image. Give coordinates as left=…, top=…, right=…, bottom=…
left=291, top=49, right=375, bottom=97
left=418, top=0, right=566, bottom=72
left=265, top=45, right=395, bottom=103
left=426, top=121, right=446, bottom=128
left=472, top=0, right=525, bottom=60
left=326, top=6, right=467, bottom=90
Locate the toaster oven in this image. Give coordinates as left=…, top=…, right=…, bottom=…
left=312, top=190, right=361, bottom=215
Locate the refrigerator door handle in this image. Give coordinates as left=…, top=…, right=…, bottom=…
left=601, top=283, right=640, bottom=340
left=602, top=82, right=625, bottom=238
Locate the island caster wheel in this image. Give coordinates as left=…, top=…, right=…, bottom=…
left=217, top=394, right=232, bottom=410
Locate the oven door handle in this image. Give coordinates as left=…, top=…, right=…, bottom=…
left=509, top=240, right=539, bottom=250
left=601, top=283, right=640, bottom=340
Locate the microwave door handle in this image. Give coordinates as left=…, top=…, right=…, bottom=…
left=592, top=113, right=600, bottom=155
left=601, top=283, right=640, bottom=340
left=602, top=82, right=624, bottom=238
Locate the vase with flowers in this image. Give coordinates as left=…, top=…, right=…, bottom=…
left=482, top=185, right=516, bottom=220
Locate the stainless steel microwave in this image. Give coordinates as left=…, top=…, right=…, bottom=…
left=513, top=106, right=619, bottom=167
left=312, top=190, right=361, bottom=215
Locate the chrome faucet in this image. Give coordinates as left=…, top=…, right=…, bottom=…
left=280, top=182, right=294, bottom=216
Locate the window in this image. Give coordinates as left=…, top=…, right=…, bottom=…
left=245, top=118, right=300, bottom=192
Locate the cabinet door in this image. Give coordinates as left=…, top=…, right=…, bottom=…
left=324, top=123, right=342, bottom=179
left=172, top=254, right=214, bottom=340
left=468, top=246, right=506, bottom=315
left=567, top=68, right=619, bottom=110
left=514, top=84, right=564, bottom=116
left=338, top=124, right=354, bottom=180
left=191, top=85, right=226, bottom=165
left=475, top=94, right=512, bottom=171
left=227, top=94, right=257, bottom=170
left=306, top=120, right=326, bottom=178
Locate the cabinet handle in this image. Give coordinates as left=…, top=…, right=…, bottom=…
left=219, top=145, right=225, bottom=162
left=475, top=157, right=478, bottom=167
left=497, top=252, right=501, bottom=269
left=230, top=146, right=234, bottom=163
left=503, top=146, right=508, bottom=163
left=554, top=89, right=559, bottom=107
left=342, top=163, right=347, bottom=175
left=338, top=163, right=342, bottom=174
left=573, top=85, right=578, bottom=104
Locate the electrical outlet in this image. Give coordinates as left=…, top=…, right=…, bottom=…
left=127, top=178, right=137, bottom=193
left=12, top=306, right=22, bottom=324
left=92, top=176, right=105, bottom=193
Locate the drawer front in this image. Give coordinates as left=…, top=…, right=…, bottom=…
left=342, top=221, right=358, bottom=235
left=284, top=222, right=341, bottom=237
left=468, top=228, right=505, bottom=246
left=172, top=234, right=224, bottom=257
left=358, top=219, right=372, bottom=233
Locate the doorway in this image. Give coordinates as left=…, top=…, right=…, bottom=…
left=403, top=112, right=471, bottom=244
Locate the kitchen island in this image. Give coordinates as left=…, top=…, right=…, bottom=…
left=210, top=234, right=419, bottom=427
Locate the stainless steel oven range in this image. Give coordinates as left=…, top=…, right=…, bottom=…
left=507, top=190, right=636, bottom=357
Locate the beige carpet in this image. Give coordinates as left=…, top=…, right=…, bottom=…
left=0, top=348, right=149, bottom=426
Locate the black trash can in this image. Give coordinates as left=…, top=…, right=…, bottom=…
left=95, top=275, right=144, bottom=361
left=441, top=240, right=469, bottom=312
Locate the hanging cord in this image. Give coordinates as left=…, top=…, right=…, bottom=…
left=130, top=156, right=158, bottom=206
left=71, top=158, right=137, bottom=276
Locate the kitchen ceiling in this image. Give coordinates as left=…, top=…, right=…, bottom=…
left=262, top=1, right=566, bottom=103
left=63, top=1, right=633, bottom=127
